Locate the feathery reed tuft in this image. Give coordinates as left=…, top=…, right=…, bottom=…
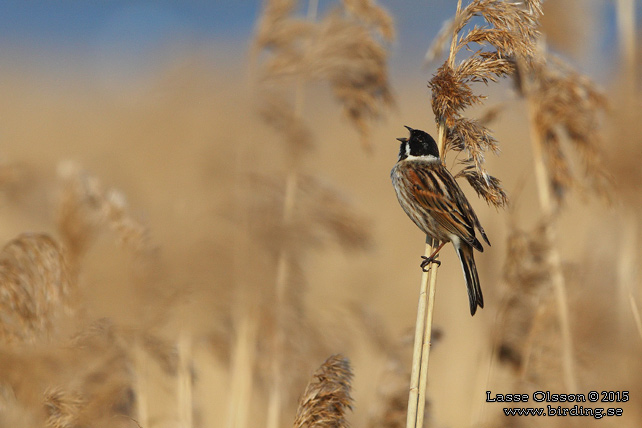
left=254, top=0, right=395, bottom=150
left=0, top=233, right=72, bottom=344
left=496, top=220, right=550, bottom=371
left=293, top=354, right=353, bottom=428
left=515, top=53, right=610, bottom=206
left=44, top=387, right=86, bottom=428
left=427, top=0, right=543, bottom=207
left=56, top=161, right=153, bottom=263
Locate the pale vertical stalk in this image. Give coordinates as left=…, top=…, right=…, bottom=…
left=448, top=0, right=463, bottom=71
left=133, top=340, right=149, bottom=428
left=177, top=331, right=193, bottom=428
left=416, top=239, right=439, bottom=424
left=227, top=83, right=259, bottom=428
left=227, top=313, right=259, bottom=428
left=266, top=3, right=318, bottom=428
left=520, top=294, right=548, bottom=377
left=629, top=294, right=642, bottom=343
left=616, top=0, right=635, bottom=96
left=406, top=239, right=435, bottom=428
left=616, top=0, right=637, bottom=334
left=525, top=92, right=578, bottom=392
left=266, top=171, right=297, bottom=428
left=617, top=212, right=638, bottom=334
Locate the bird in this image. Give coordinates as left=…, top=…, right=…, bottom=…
left=390, top=125, right=490, bottom=316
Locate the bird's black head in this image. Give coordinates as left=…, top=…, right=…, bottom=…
left=396, top=126, right=440, bottom=161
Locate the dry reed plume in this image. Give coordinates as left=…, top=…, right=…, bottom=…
left=0, top=154, right=186, bottom=427
left=515, top=51, right=609, bottom=206
left=0, top=233, right=72, bottom=344
left=56, top=161, right=154, bottom=266
left=495, top=219, right=548, bottom=371
left=44, top=387, right=87, bottom=428
left=254, top=0, right=394, bottom=151
left=293, top=354, right=353, bottom=428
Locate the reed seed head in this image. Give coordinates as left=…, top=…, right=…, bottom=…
left=293, top=354, right=353, bottom=428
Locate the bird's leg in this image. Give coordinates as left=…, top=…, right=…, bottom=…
left=420, top=241, right=446, bottom=271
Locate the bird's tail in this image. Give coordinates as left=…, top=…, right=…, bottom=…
left=456, top=243, right=484, bottom=316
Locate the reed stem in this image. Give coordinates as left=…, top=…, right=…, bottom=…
left=227, top=313, right=259, bottom=428
left=267, top=3, right=318, bottom=427
left=406, top=237, right=437, bottom=428
left=133, top=340, right=149, bottom=428
left=416, top=239, right=439, bottom=424
left=177, top=331, right=193, bottom=428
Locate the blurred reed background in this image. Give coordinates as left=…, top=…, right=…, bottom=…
left=0, top=1, right=640, bottom=427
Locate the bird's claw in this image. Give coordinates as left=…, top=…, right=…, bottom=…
left=420, top=255, right=441, bottom=271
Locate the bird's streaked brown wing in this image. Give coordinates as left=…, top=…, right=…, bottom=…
left=405, top=163, right=484, bottom=250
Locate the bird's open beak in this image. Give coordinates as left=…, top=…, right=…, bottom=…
left=397, top=125, right=413, bottom=142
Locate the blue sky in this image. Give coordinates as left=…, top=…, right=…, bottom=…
left=0, top=1, right=633, bottom=84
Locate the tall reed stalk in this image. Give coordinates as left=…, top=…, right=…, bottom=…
left=266, top=3, right=318, bottom=426
left=226, top=311, right=259, bottom=428
left=177, top=331, right=193, bottom=428
left=406, top=238, right=438, bottom=428
left=615, top=0, right=637, bottom=337
left=133, top=340, right=150, bottom=428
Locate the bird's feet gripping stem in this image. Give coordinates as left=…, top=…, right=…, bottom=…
left=419, top=240, right=447, bottom=272
left=420, top=255, right=441, bottom=271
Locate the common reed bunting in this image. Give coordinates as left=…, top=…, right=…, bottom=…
left=391, top=126, right=490, bottom=315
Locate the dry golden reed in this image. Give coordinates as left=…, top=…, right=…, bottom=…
left=61, top=318, right=172, bottom=427
left=56, top=161, right=153, bottom=265
left=254, top=0, right=394, bottom=151
left=293, top=354, right=353, bottom=428
left=515, top=54, right=610, bottom=206
left=245, top=170, right=372, bottom=365
left=0, top=321, right=138, bottom=428
left=495, top=220, right=550, bottom=372
left=44, top=387, right=86, bottom=428
left=0, top=233, right=72, bottom=344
